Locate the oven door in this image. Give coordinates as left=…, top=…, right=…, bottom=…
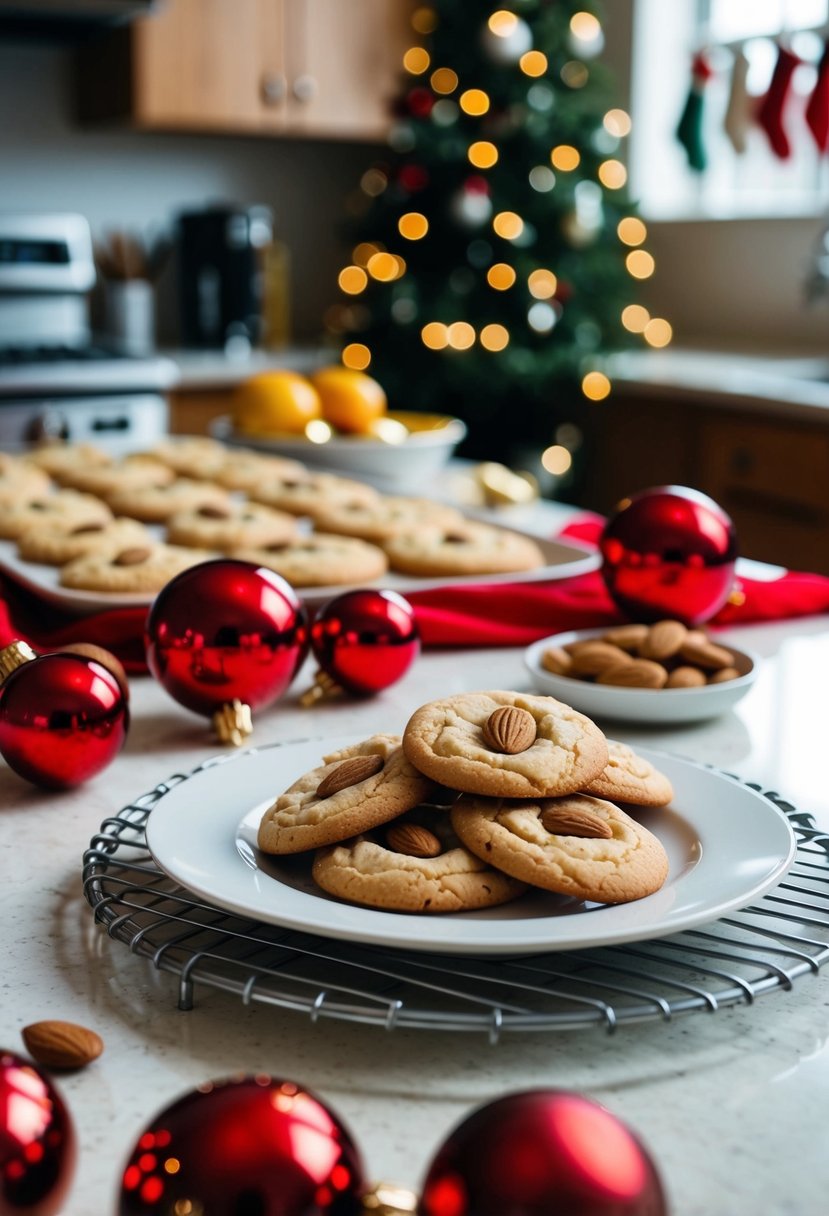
left=0, top=393, right=168, bottom=453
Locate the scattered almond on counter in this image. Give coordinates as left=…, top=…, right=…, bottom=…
left=22, top=1020, right=104, bottom=1069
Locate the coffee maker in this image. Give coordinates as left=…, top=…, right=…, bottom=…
left=177, top=205, right=272, bottom=351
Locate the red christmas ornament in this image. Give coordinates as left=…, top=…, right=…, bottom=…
left=0, top=642, right=128, bottom=789
left=419, top=1090, right=667, bottom=1216
left=0, top=1050, right=77, bottom=1216
left=145, top=559, right=308, bottom=745
left=302, top=589, right=419, bottom=706
left=464, top=175, right=491, bottom=195
left=407, top=87, right=434, bottom=117
left=399, top=163, right=430, bottom=192
left=600, top=485, right=738, bottom=626
left=117, top=1076, right=366, bottom=1216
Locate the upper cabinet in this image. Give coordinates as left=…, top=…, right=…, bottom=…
left=76, top=0, right=410, bottom=140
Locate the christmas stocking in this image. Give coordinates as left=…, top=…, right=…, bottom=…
left=724, top=48, right=751, bottom=154
left=806, top=40, right=829, bottom=152
left=757, top=44, right=800, bottom=159
left=676, top=52, right=714, bottom=172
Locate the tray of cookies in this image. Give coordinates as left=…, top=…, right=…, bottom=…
left=524, top=624, right=758, bottom=724
left=0, top=439, right=597, bottom=613
left=143, top=691, right=794, bottom=956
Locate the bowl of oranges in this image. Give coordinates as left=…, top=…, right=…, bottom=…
left=211, top=366, right=466, bottom=490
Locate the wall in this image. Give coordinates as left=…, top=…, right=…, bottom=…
left=0, top=40, right=373, bottom=341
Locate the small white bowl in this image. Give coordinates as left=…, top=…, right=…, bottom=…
left=524, top=627, right=759, bottom=725
left=210, top=411, right=467, bottom=491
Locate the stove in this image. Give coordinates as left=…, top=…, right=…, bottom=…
left=0, top=214, right=173, bottom=452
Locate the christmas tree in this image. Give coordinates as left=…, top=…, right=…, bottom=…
left=328, top=1, right=670, bottom=487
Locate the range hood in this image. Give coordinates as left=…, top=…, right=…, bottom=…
left=0, top=0, right=155, bottom=37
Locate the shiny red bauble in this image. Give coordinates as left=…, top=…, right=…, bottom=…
left=145, top=559, right=308, bottom=717
left=311, top=589, right=420, bottom=696
left=117, top=1076, right=366, bottom=1215
left=0, top=1051, right=77, bottom=1216
left=419, top=1090, right=667, bottom=1216
left=0, top=651, right=128, bottom=789
left=600, top=485, right=738, bottom=625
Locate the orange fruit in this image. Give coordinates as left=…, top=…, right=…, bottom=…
left=232, top=371, right=322, bottom=436
left=311, top=367, right=387, bottom=434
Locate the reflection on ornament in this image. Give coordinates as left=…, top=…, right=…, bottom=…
left=431, top=98, right=458, bottom=125
left=601, top=486, right=738, bottom=625
left=529, top=164, right=556, bottom=191
left=481, top=14, right=533, bottom=64
left=0, top=1051, right=77, bottom=1215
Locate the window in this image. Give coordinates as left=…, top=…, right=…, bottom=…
left=632, top=0, right=829, bottom=218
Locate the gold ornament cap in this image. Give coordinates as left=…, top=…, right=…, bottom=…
left=0, top=640, right=37, bottom=685
left=299, top=668, right=344, bottom=708
left=361, top=1182, right=418, bottom=1216
left=213, top=699, right=253, bottom=747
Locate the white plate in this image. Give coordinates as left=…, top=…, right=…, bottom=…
left=144, top=734, right=794, bottom=956
left=525, top=628, right=759, bottom=725
left=0, top=531, right=598, bottom=615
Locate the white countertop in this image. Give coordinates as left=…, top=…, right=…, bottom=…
left=2, top=584, right=829, bottom=1212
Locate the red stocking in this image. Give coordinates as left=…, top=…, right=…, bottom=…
left=757, top=44, right=801, bottom=158
left=806, top=41, right=829, bottom=152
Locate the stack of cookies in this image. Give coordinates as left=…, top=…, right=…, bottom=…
left=257, top=691, right=672, bottom=915
left=0, top=438, right=545, bottom=594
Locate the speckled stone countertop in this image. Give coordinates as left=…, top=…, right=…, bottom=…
left=2, top=522, right=828, bottom=1212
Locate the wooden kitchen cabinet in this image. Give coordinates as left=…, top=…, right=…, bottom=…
left=76, top=0, right=410, bottom=140
left=580, top=391, right=829, bottom=574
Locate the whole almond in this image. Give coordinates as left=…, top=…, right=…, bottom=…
left=541, top=646, right=573, bottom=677
left=112, top=546, right=152, bottom=566
left=386, top=823, right=442, bottom=858
left=197, top=503, right=233, bottom=519
left=639, top=620, right=687, bottom=661
left=22, top=1020, right=103, bottom=1069
left=679, top=637, right=734, bottom=670
left=601, top=624, right=649, bottom=652
left=316, top=753, right=384, bottom=798
left=482, top=705, right=536, bottom=754
left=666, top=665, right=706, bottom=688
left=708, top=666, right=741, bottom=684
left=540, top=804, right=613, bottom=839
left=597, top=659, right=668, bottom=689
left=567, top=641, right=633, bottom=677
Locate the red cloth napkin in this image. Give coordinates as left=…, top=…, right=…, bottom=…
left=3, top=514, right=829, bottom=669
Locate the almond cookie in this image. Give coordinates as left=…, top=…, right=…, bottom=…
left=18, top=516, right=151, bottom=566
left=142, top=435, right=229, bottom=480
left=230, top=533, right=387, bottom=587
left=309, top=495, right=465, bottom=542
left=257, top=734, right=438, bottom=855
left=25, top=442, right=113, bottom=480
left=0, top=489, right=112, bottom=540
left=249, top=470, right=380, bottom=517
left=106, top=478, right=232, bottom=523
left=0, top=461, right=51, bottom=506
left=451, top=793, right=669, bottom=904
left=384, top=520, right=544, bottom=577
left=55, top=456, right=175, bottom=498
left=166, top=501, right=299, bottom=550
left=312, top=813, right=526, bottom=913
left=212, top=450, right=307, bottom=492
left=583, top=740, right=674, bottom=807
left=59, top=542, right=211, bottom=593
left=402, top=691, right=608, bottom=799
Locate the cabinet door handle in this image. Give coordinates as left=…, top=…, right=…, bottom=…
left=292, top=74, right=318, bottom=103
left=261, top=73, right=287, bottom=105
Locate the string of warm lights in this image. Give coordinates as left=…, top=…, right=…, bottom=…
left=333, top=2, right=672, bottom=436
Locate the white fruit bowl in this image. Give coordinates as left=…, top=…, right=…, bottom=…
left=524, top=627, right=759, bottom=725
left=210, top=411, right=467, bottom=491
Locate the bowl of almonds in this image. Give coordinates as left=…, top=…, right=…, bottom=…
left=524, top=621, right=758, bottom=724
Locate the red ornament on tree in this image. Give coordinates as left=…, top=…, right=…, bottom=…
left=117, top=1076, right=366, bottom=1216
left=145, top=559, right=307, bottom=745
left=0, top=1051, right=77, bottom=1216
left=301, top=589, right=419, bottom=706
left=0, top=642, right=129, bottom=789
left=600, top=485, right=738, bottom=626
left=419, top=1089, right=667, bottom=1216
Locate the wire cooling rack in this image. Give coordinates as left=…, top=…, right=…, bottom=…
left=82, top=758, right=829, bottom=1040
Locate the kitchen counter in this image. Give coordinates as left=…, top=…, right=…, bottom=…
left=164, top=345, right=327, bottom=391
left=2, top=530, right=829, bottom=1212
